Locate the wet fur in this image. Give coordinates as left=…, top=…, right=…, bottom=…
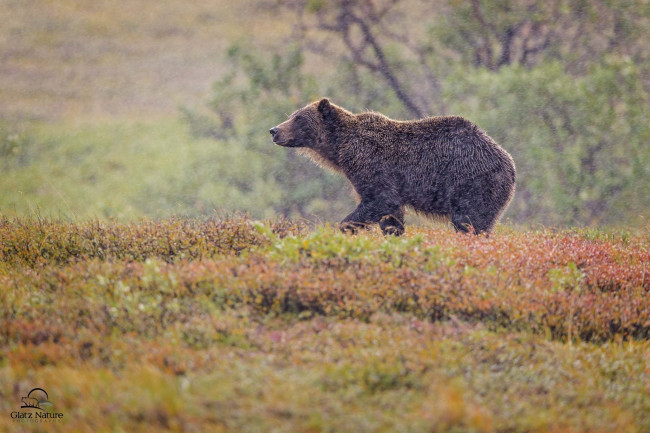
left=271, top=99, right=516, bottom=235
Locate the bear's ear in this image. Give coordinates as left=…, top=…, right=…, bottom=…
left=317, top=98, right=333, bottom=118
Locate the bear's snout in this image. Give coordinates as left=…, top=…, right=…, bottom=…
left=270, top=124, right=292, bottom=146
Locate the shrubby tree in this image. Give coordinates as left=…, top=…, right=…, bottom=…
left=446, top=59, right=649, bottom=225
left=182, top=43, right=354, bottom=220
left=433, top=0, right=650, bottom=225
left=283, top=0, right=446, bottom=117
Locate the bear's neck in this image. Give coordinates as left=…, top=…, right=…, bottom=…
left=298, top=145, right=343, bottom=174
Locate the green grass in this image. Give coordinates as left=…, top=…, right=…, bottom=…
left=0, top=117, right=353, bottom=223
left=0, top=118, right=244, bottom=221
left=1, top=217, right=648, bottom=432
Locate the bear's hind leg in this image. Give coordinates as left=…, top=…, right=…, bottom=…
left=451, top=213, right=474, bottom=234
left=451, top=210, right=494, bottom=235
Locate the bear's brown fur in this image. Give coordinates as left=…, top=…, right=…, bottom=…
left=270, top=98, right=516, bottom=235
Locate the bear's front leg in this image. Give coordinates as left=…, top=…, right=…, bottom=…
left=340, top=200, right=404, bottom=236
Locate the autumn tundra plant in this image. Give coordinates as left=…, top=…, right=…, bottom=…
left=1, top=216, right=647, bottom=342
left=1, top=216, right=649, bottom=432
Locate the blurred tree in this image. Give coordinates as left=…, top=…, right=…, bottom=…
left=283, top=0, right=447, bottom=117
left=182, top=43, right=354, bottom=220
left=432, top=0, right=650, bottom=225
left=282, top=0, right=649, bottom=113
left=446, top=59, right=649, bottom=225
left=433, top=0, right=649, bottom=73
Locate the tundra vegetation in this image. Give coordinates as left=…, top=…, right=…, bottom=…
left=0, top=216, right=649, bottom=432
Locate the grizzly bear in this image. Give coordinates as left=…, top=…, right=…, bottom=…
left=270, top=99, right=516, bottom=235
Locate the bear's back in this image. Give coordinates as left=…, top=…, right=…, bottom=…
left=376, top=116, right=507, bottom=169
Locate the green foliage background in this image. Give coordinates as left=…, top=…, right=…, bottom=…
left=1, top=0, right=648, bottom=227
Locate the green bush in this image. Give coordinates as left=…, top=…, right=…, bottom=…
left=182, top=43, right=355, bottom=221
left=445, top=59, right=650, bottom=226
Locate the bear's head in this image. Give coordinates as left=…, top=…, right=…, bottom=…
left=269, top=98, right=338, bottom=148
